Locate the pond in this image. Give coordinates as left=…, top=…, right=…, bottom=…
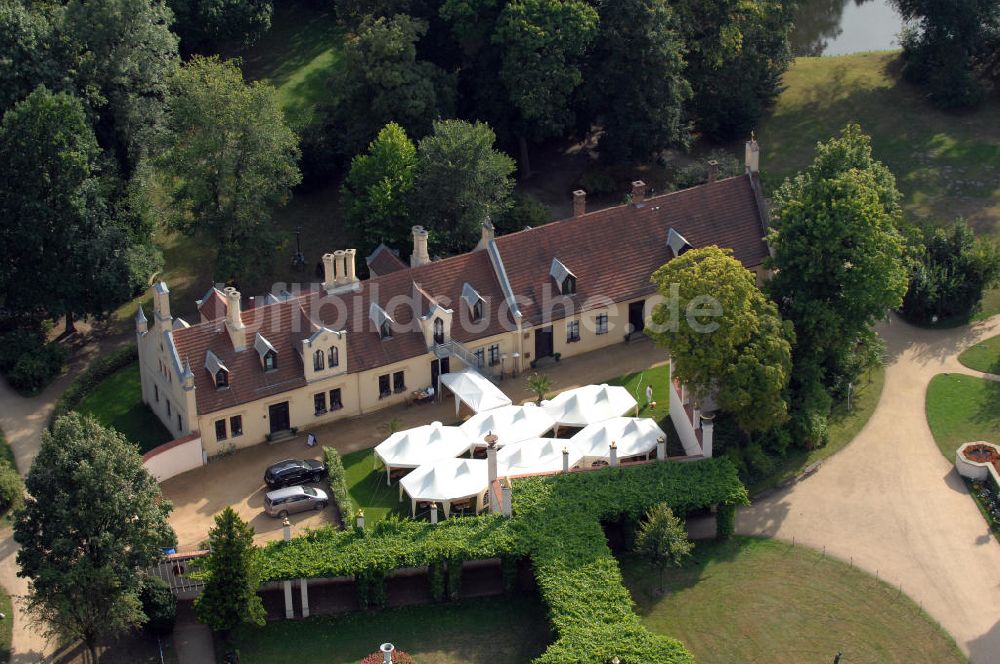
left=791, top=0, right=909, bottom=56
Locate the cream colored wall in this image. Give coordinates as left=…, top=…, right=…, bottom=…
left=136, top=329, right=196, bottom=440
left=301, top=328, right=348, bottom=383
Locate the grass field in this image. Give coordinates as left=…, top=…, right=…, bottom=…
left=959, top=334, right=1000, bottom=374
left=758, top=51, right=1000, bottom=240
left=342, top=448, right=409, bottom=524
left=0, top=584, right=11, bottom=662
left=623, top=537, right=964, bottom=664
left=232, top=595, right=552, bottom=664
left=925, top=373, right=1000, bottom=460
left=76, top=363, right=173, bottom=453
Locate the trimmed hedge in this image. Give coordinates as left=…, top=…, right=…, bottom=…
left=49, top=345, right=137, bottom=428
left=321, top=446, right=353, bottom=527
left=258, top=458, right=748, bottom=663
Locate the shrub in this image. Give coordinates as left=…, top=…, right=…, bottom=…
left=0, top=459, right=24, bottom=514
left=6, top=341, right=67, bottom=392
left=140, top=576, right=177, bottom=636
left=49, top=345, right=137, bottom=427
left=716, top=503, right=736, bottom=540
left=0, top=328, right=47, bottom=373
left=322, top=446, right=354, bottom=527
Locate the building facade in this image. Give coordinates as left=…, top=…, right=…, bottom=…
left=136, top=141, right=771, bottom=457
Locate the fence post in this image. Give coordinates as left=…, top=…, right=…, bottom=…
left=300, top=578, right=310, bottom=618
left=283, top=519, right=294, bottom=619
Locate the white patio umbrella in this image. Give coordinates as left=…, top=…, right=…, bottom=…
left=571, top=417, right=665, bottom=463
left=460, top=404, right=556, bottom=449
left=374, top=421, right=473, bottom=484
left=439, top=368, right=512, bottom=415
left=399, top=458, right=489, bottom=518
left=541, top=384, right=638, bottom=429
left=497, top=438, right=583, bottom=476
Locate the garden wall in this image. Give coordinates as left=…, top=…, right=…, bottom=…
left=143, top=432, right=205, bottom=482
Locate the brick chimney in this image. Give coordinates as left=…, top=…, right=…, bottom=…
left=631, top=180, right=646, bottom=207
left=224, top=287, right=246, bottom=351
left=345, top=249, right=358, bottom=283
left=745, top=135, right=760, bottom=174
left=707, top=160, right=719, bottom=183
left=410, top=225, right=430, bottom=267
left=476, top=217, right=495, bottom=251
left=322, top=253, right=336, bottom=290
left=334, top=250, right=347, bottom=285
left=572, top=190, right=586, bottom=217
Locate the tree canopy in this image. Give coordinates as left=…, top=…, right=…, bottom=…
left=169, top=0, right=273, bottom=52
left=767, top=124, right=907, bottom=390
left=159, top=56, right=301, bottom=282
left=0, top=1, right=67, bottom=115
left=635, top=502, right=693, bottom=593
left=649, top=246, right=793, bottom=433
left=411, top=119, right=516, bottom=254
left=14, top=413, right=175, bottom=663
left=194, top=506, right=266, bottom=633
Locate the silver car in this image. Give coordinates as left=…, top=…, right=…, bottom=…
left=264, top=485, right=328, bottom=518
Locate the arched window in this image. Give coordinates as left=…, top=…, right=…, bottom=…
left=328, top=346, right=339, bottom=368
left=562, top=275, right=577, bottom=296
left=472, top=300, right=483, bottom=322
left=263, top=350, right=277, bottom=371
left=313, top=349, right=325, bottom=371
left=433, top=318, right=444, bottom=345
left=215, top=369, right=228, bottom=388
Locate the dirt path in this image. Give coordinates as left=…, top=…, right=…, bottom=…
left=736, top=313, right=1000, bottom=662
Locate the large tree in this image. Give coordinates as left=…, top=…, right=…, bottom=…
left=342, top=122, right=417, bottom=262
left=411, top=119, right=516, bottom=254
left=649, top=246, right=793, bottom=434
left=767, top=124, right=908, bottom=389
left=0, top=1, right=67, bottom=114
left=493, top=0, right=598, bottom=175
left=0, top=86, right=132, bottom=331
left=169, top=0, right=273, bottom=52
left=159, top=56, right=301, bottom=282
left=673, top=0, right=794, bottom=141
left=194, top=507, right=266, bottom=633
left=584, top=0, right=690, bottom=163
left=14, top=413, right=175, bottom=663
left=63, top=0, right=179, bottom=174
left=332, top=14, right=455, bottom=157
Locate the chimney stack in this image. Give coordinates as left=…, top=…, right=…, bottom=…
left=345, top=249, right=358, bottom=283
left=411, top=225, right=430, bottom=267
left=572, top=189, right=587, bottom=217
left=224, top=287, right=246, bottom=350
left=707, top=160, right=719, bottom=183
left=631, top=180, right=646, bottom=207
left=333, top=250, right=347, bottom=285
left=152, top=281, right=172, bottom=331
left=322, top=253, right=336, bottom=290
left=745, top=135, right=760, bottom=174
left=476, top=217, right=495, bottom=250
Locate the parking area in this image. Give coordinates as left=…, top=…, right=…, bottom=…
left=161, top=339, right=668, bottom=547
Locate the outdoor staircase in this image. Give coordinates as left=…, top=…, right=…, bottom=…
left=432, top=340, right=501, bottom=384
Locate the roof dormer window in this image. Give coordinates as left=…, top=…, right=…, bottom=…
left=461, top=283, right=485, bottom=322
left=667, top=228, right=693, bottom=257
left=550, top=258, right=577, bottom=296
left=254, top=332, right=278, bottom=372
left=370, top=302, right=394, bottom=340
left=204, top=350, right=229, bottom=390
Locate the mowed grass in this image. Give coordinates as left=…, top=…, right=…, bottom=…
left=926, top=373, right=1000, bottom=460
left=959, top=333, right=1000, bottom=374
left=622, top=537, right=964, bottom=664
left=342, top=448, right=409, bottom=523
left=0, top=584, right=11, bottom=662
left=758, top=51, right=1000, bottom=239
left=232, top=595, right=552, bottom=664
left=76, top=363, right=173, bottom=453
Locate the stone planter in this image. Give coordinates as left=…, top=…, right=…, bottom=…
left=955, top=441, right=1000, bottom=483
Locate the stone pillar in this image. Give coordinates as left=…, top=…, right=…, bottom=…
left=381, top=643, right=395, bottom=664
left=282, top=518, right=294, bottom=618
left=501, top=480, right=512, bottom=517
left=300, top=578, right=310, bottom=618
left=657, top=435, right=667, bottom=461
left=562, top=446, right=570, bottom=473
left=356, top=510, right=365, bottom=531
left=609, top=441, right=618, bottom=467
left=572, top=189, right=586, bottom=217
left=486, top=433, right=499, bottom=513
left=701, top=415, right=715, bottom=458
left=430, top=502, right=438, bottom=524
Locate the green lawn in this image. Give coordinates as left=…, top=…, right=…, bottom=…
left=959, top=333, right=1000, bottom=374
left=925, top=373, right=1000, bottom=460
left=749, top=363, right=886, bottom=495
left=342, top=448, right=409, bottom=524
left=622, top=537, right=964, bottom=664
left=0, top=584, right=11, bottom=663
left=0, top=428, right=16, bottom=470
left=76, top=363, right=173, bottom=454
left=759, top=51, right=1000, bottom=240
left=232, top=595, right=552, bottom=664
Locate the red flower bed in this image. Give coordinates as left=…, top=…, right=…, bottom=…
left=360, top=651, right=417, bottom=664
left=963, top=443, right=1000, bottom=474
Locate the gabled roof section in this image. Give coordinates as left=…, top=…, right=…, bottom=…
left=369, top=302, right=394, bottom=333
left=254, top=331, right=276, bottom=359
left=666, top=228, right=693, bottom=257
left=461, top=282, right=484, bottom=311
left=366, top=243, right=408, bottom=277
left=204, top=349, right=228, bottom=375
left=196, top=287, right=227, bottom=321
left=549, top=258, right=576, bottom=286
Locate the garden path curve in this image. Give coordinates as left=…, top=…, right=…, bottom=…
left=737, top=312, right=1000, bottom=662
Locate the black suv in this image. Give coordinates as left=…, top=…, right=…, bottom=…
left=264, top=458, right=327, bottom=489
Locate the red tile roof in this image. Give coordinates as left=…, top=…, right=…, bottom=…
left=196, top=288, right=227, bottom=322
left=366, top=243, right=408, bottom=276
left=169, top=174, right=767, bottom=415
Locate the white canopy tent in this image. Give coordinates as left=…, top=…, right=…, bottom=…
left=571, top=417, right=665, bottom=463
left=440, top=368, right=512, bottom=415
left=399, top=458, right=489, bottom=517
left=497, top=438, right=583, bottom=476
left=541, top=384, right=638, bottom=429
left=460, top=404, right=556, bottom=449
left=374, top=421, right=472, bottom=483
